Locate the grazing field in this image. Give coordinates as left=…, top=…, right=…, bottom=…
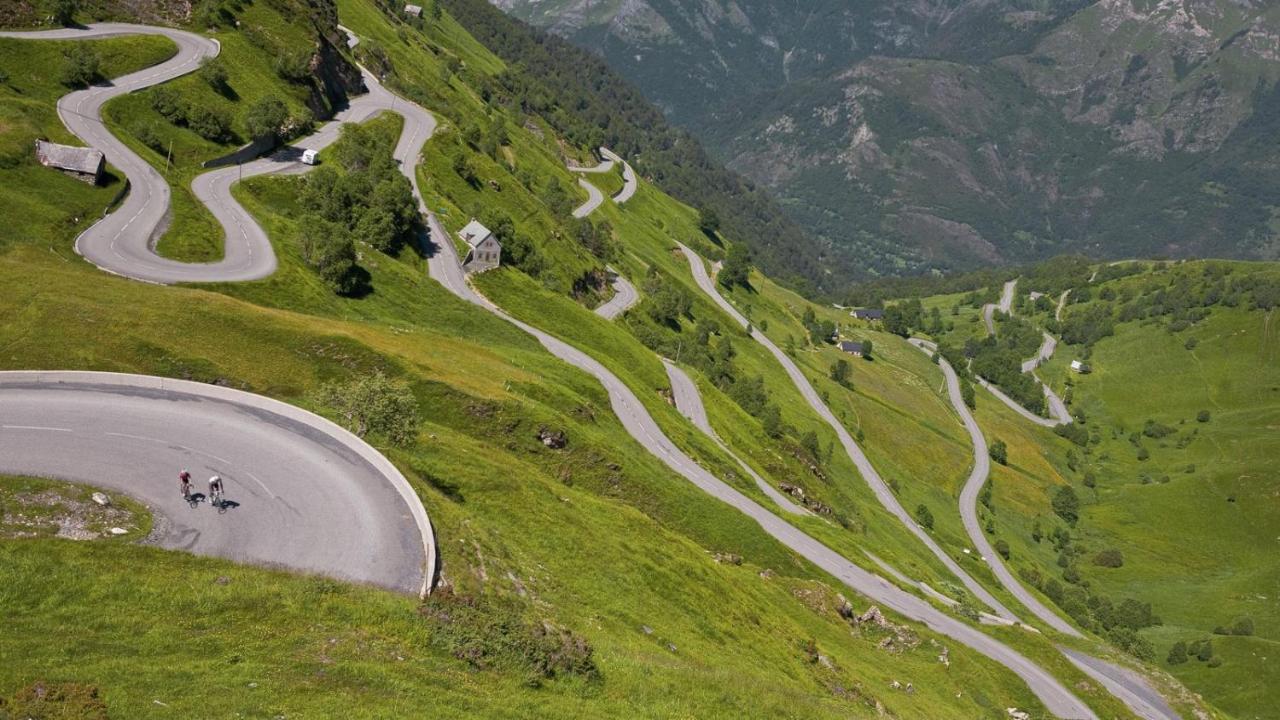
left=0, top=6, right=1091, bottom=717
left=930, top=261, right=1280, bottom=718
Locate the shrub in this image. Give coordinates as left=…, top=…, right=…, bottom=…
left=1093, top=549, right=1124, bottom=568
left=1215, top=616, right=1255, bottom=636
left=988, top=439, right=1008, bottom=465
left=1189, top=638, right=1213, bottom=662
left=829, top=358, right=850, bottom=386
left=199, top=58, right=231, bottom=94
left=1051, top=485, right=1080, bottom=526
left=130, top=121, right=165, bottom=153
left=1196, top=410, right=1211, bottom=423
left=914, top=504, right=934, bottom=530
left=51, top=0, right=79, bottom=26
left=1166, top=641, right=1188, bottom=665
left=150, top=86, right=185, bottom=122
left=243, top=97, right=290, bottom=143
left=1136, top=446, right=1150, bottom=461
left=994, top=539, right=1010, bottom=559
left=315, top=370, right=420, bottom=446
left=60, top=44, right=99, bottom=88
left=1208, top=656, right=1223, bottom=668
left=299, top=219, right=360, bottom=295
left=186, top=106, right=234, bottom=143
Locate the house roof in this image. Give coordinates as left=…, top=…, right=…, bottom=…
left=35, top=140, right=103, bottom=175
left=851, top=308, right=884, bottom=319
left=458, top=219, right=498, bottom=248
left=839, top=341, right=865, bottom=353
left=404, top=4, right=423, bottom=15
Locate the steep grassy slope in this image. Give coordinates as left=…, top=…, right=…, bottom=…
left=0, top=34, right=176, bottom=249
left=0, top=5, right=1103, bottom=719
left=927, top=261, right=1280, bottom=718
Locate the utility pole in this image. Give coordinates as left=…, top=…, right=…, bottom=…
left=165, top=140, right=172, bottom=174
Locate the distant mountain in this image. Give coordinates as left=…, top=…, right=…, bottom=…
left=491, top=0, right=1280, bottom=275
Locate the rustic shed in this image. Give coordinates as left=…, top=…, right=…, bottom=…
left=35, top=140, right=104, bottom=185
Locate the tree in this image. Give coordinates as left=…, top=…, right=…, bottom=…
left=860, top=339, right=873, bottom=359
left=914, top=504, right=934, bottom=530
left=51, top=0, right=78, bottom=26
left=60, top=44, right=99, bottom=88
left=1052, top=485, right=1080, bottom=526
left=1166, top=641, right=1188, bottom=665
left=243, top=97, right=290, bottom=143
left=989, top=439, right=1008, bottom=465
left=829, top=358, right=851, bottom=387
left=316, top=370, right=420, bottom=445
left=698, top=207, right=721, bottom=236
left=199, top=58, right=230, bottom=95
left=299, top=219, right=359, bottom=294
left=718, top=243, right=751, bottom=289
left=882, top=304, right=910, bottom=337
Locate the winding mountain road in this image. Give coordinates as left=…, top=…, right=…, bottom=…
left=677, top=242, right=1022, bottom=622
left=571, top=177, right=605, bottom=219
left=594, top=266, right=638, bottom=319
left=983, top=279, right=1018, bottom=335
left=600, top=147, right=637, bottom=203
left=0, top=372, right=434, bottom=595
left=6, top=23, right=1132, bottom=717
left=662, top=360, right=807, bottom=515
left=911, top=339, right=1179, bottom=720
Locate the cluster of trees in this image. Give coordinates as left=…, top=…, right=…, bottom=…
left=150, top=86, right=234, bottom=144
left=60, top=44, right=100, bottom=88
left=966, top=339, right=1046, bottom=416
left=718, top=244, right=752, bottom=289
left=296, top=123, right=419, bottom=293
left=881, top=299, right=924, bottom=338
left=1021, top=525, right=1162, bottom=659
left=800, top=308, right=835, bottom=345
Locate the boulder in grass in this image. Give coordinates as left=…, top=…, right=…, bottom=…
left=91, top=492, right=111, bottom=506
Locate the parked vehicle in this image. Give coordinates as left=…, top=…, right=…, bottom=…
left=301, top=148, right=319, bottom=165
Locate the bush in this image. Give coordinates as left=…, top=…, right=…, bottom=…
left=829, top=358, right=850, bottom=386
left=719, top=243, right=751, bottom=289
left=1208, top=656, right=1223, bottom=668
left=199, top=58, right=231, bottom=94
left=1051, top=485, right=1080, bottom=526
left=1189, top=638, right=1213, bottom=662
left=186, top=106, right=234, bottom=143
left=1196, top=409, right=1211, bottom=423
left=988, top=439, right=1008, bottom=465
left=51, top=0, right=79, bottom=26
left=914, top=504, right=934, bottom=530
left=994, top=539, right=1010, bottom=559
left=243, top=97, right=290, bottom=143
left=1093, top=549, right=1124, bottom=568
left=1136, top=446, right=1150, bottom=461
left=1215, top=616, right=1255, bottom=636
left=1166, top=641, right=1187, bottom=665
left=299, top=219, right=360, bottom=295
left=315, top=370, right=420, bottom=446
left=60, top=44, right=99, bottom=88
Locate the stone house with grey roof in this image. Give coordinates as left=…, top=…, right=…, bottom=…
left=35, top=140, right=104, bottom=185
left=459, top=219, right=502, bottom=274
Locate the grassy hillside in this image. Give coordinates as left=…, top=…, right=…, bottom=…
left=0, top=34, right=176, bottom=249
left=918, top=260, right=1280, bottom=717
left=0, top=3, right=1126, bottom=718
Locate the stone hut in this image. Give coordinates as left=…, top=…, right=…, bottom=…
left=459, top=219, right=502, bottom=274
left=35, top=140, right=104, bottom=185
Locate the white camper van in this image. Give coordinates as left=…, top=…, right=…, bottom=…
left=301, top=148, right=319, bottom=166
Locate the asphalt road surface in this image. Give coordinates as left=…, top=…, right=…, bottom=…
left=424, top=207, right=1096, bottom=717
left=911, top=339, right=1180, bottom=720
left=600, top=147, right=637, bottom=203
left=983, top=279, right=1018, bottom=336
left=572, top=177, right=605, bottom=219
left=0, top=373, right=430, bottom=594
left=662, top=359, right=807, bottom=516
left=7, top=23, right=1143, bottom=717
left=594, top=266, right=639, bottom=319
left=676, top=242, right=1023, bottom=623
